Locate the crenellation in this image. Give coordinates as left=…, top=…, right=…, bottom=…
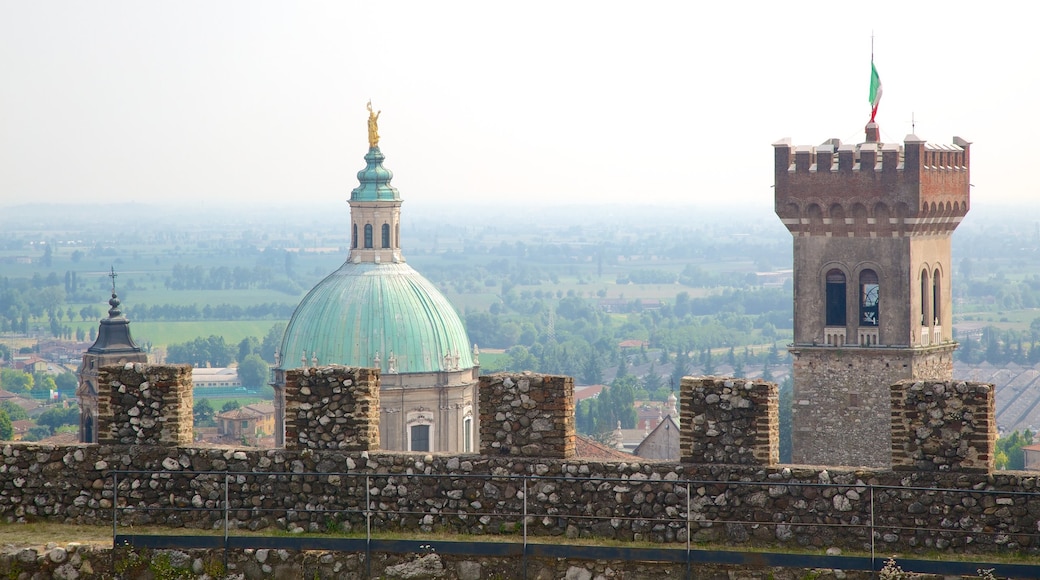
left=478, top=372, right=575, bottom=458
left=283, top=365, right=380, bottom=451
left=97, top=363, right=193, bottom=447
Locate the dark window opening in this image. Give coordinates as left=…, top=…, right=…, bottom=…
left=932, top=269, right=941, bottom=324
left=382, top=223, right=391, bottom=248
left=364, top=224, right=373, bottom=249
left=410, top=425, right=430, bottom=452
left=825, top=269, right=846, bottom=326
left=920, top=270, right=929, bottom=326
left=860, top=269, right=879, bottom=327
left=352, top=224, right=358, bottom=249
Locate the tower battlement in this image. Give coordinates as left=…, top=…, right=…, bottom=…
left=774, top=126, right=970, bottom=237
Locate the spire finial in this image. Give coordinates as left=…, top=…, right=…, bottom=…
left=108, top=266, right=118, bottom=296
left=367, top=100, right=381, bottom=148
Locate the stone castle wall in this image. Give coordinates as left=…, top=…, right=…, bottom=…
left=791, top=346, right=954, bottom=468
left=283, top=366, right=380, bottom=451
left=96, top=363, right=193, bottom=446
left=891, top=379, right=996, bottom=472
left=478, top=372, right=574, bottom=458
left=0, top=365, right=1028, bottom=559
left=680, top=377, right=777, bottom=465
left=0, top=543, right=896, bottom=580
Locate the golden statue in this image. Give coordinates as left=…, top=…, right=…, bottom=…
left=366, top=100, right=381, bottom=148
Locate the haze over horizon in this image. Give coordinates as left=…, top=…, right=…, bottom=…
left=2, top=2, right=1038, bottom=213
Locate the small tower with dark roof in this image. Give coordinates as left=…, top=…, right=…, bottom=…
left=76, top=269, right=148, bottom=443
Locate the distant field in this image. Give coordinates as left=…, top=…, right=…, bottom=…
left=132, top=320, right=287, bottom=348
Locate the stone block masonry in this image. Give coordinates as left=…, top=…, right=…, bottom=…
left=680, top=376, right=778, bottom=465
left=479, top=372, right=575, bottom=458
left=283, top=366, right=380, bottom=451
left=96, top=363, right=192, bottom=446
left=890, top=380, right=995, bottom=472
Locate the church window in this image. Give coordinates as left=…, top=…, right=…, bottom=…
left=410, top=425, right=430, bottom=452
left=859, top=269, right=879, bottom=327
left=364, top=224, right=373, bottom=249
left=352, top=224, right=358, bottom=249
left=825, top=269, right=846, bottom=326
left=382, top=223, right=391, bottom=248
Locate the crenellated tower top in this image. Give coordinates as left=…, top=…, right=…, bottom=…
left=773, top=123, right=970, bottom=238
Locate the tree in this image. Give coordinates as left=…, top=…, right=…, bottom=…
left=260, top=323, right=286, bottom=363
left=0, top=401, right=27, bottom=421
left=0, top=410, right=12, bottom=440
left=238, top=354, right=269, bottom=389
left=36, top=406, right=79, bottom=434
left=32, top=374, right=57, bottom=395
left=237, top=336, right=260, bottom=365
left=22, top=426, right=51, bottom=442
left=0, top=369, right=33, bottom=393
left=51, top=372, right=73, bottom=392
left=194, top=399, right=215, bottom=427
left=221, top=400, right=241, bottom=413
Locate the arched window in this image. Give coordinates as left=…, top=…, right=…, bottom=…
left=825, top=269, right=846, bottom=326
left=859, top=269, right=879, bottom=327
left=364, top=224, right=373, bottom=249
left=932, top=268, right=941, bottom=325
left=381, top=223, right=391, bottom=248
left=352, top=223, right=358, bottom=249
left=920, top=269, right=930, bottom=326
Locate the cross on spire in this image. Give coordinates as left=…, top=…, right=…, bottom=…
left=109, top=266, right=118, bottom=295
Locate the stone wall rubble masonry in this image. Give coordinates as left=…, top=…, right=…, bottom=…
left=0, top=544, right=905, bottom=580
left=478, top=372, right=575, bottom=459
left=2, top=444, right=1039, bottom=556
left=680, top=376, right=778, bottom=466
left=283, top=366, right=380, bottom=451
left=890, top=379, right=995, bottom=472
left=96, top=363, right=192, bottom=447
left=10, top=366, right=1032, bottom=559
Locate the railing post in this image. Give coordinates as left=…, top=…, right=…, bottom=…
left=365, top=474, right=372, bottom=579
left=522, top=475, right=528, bottom=580
left=869, top=485, right=876, bottom=572
left=224, top=472, right=230, bottom=571
left=686, top=481, right=692, bottom=580
left=112, top=470, right=118, bottom=543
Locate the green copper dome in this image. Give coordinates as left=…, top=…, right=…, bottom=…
left=350, top=147, right=400, bottom=201
left=279, top=262, right=474, bottom=374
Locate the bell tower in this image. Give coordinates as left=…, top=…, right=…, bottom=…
left=773, top=123, right=970, bottom=467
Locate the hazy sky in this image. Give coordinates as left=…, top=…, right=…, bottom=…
left=2, top=2, right=1037, bottom=211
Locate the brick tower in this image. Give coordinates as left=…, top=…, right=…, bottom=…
left=773, top=123, right=970, bottom=467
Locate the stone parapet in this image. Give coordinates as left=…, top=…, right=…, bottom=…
left=890, top=380, right=995, bottom=472
left=97, top=363, right=192, bottom=446
left=479, top=372, right=574, bottom=458
left=680, top=376, right=778, bottom=465
left=283, top=366, right=380, bottom=451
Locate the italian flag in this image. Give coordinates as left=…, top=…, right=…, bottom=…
left=869, top=61, right=883, bottom=122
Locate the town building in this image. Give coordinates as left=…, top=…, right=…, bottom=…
left=774, top=122, right=970, bottom=467
left=272, top=105, right=478, bottom=453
